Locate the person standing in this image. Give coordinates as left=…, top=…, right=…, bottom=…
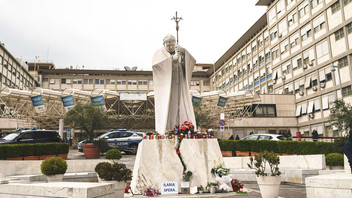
left=312, top=129, right=319, bottom=142
left=235, top=135, right=240, bottom=140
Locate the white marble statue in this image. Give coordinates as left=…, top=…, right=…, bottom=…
left=152, top=34, right=196, bottom=135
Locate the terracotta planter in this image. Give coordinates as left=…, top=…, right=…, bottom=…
left=82, top=143, right=101, bottom=159
left=100, top=180, right=126, bottom=198
left=279, top=153, right=296, bottom=156
left=23, top=156, right=39, bottom=160
left=256, top=176, right=281, bottom=198
left=57, top=154, right=68, bottom=160
left=221, top=151, right=233, bottom=157
left=235, top=151, right=250, bottom=156
left=39, top=155, right=56, bottom=160
left=5, top=157, right=23, bottom=160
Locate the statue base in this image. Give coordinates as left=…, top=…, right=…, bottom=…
left=130, top=139, right=223, bottom=194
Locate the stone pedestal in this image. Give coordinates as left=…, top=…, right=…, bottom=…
left=131, top=139, right=223, bottom=194
left=131, top=139, right=183, bottom=194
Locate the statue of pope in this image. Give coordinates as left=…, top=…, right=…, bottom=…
left=152, top=34, right=196, bottom=135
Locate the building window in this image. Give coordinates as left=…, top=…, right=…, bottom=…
left=253, top=104, right=276, bottom=117
left=288, top=11, right=298, bottom=27
left=61, top=78, right=66, bottom=84
left=95, top=79, right=99, bottom=84
left=89, top=79, right=93, bottom=84
left=191, top=80, right=200, bottom=86
left=338, top=56, right=348, bottom=68
left=272, top=48, right=279, bottom=60
left=331, top=1, right=341, bottom=14
left=84, top=79, right=88, bottom=84
left=311, top=0, right=322, bottom=8
left=342, top=85, right=352, bottom=97
left=347, top=22, right=352, bottom=34
left=100, top=79, right=104, bottom=84
left=345, top=0, right=352, bottom=5
left=335, top=28, right=345, bottom=41
left=122, top=80, right=126, bottom=85
left=299, top=3, right=309, bottom=18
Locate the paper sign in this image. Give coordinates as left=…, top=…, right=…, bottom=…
left=161, top=181, right=178, bottom=195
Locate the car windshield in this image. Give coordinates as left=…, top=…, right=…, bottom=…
left=2, top=133, right=20, bottom=141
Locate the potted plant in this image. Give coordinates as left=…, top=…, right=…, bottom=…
left=197, top=185, right=204, bottom=193
left=247, top=150, right=281, bottom=198
left=206, top=181, right=218, bottom=194
left=181, top=170, right=192, bottom=188
left=40, top=157, right=68, bottom=182
left=64, top=103, right=109, bottom=158
left=95, top=149, right=130, bottom=197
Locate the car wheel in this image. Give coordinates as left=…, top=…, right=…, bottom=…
left=129, top=144, right=138, bottom=155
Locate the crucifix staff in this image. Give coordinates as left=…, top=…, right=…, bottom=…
left=171, top=11, right=183, bottom=44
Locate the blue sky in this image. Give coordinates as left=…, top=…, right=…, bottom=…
left=0, top=0, right=266, bottom=70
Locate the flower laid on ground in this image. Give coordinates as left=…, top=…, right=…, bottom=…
left=211, top=158, right=230, bottom=178
left=197, top=185, right=204, bottom=191
left=206, top=181, right=218, bottom=189
left=143, top=188, right=158, bottom=197
left=183, top=170, right=193, bottom=182
left=231, top=179, right=245, bottom=193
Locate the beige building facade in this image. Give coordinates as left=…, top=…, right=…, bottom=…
left=211, top=0, right=352, bottom=137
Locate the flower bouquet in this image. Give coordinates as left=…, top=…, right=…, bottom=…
left=211, top=159, right=230, bottom=178
left=197, top=185, right=204, bottom=193
left=143, top=188, right=158, bottom=197
left=231, top=179, right=245, bottom=193
left=183, top=170, right=193, bottom=182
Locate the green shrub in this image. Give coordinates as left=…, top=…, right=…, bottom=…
left=5, top=145, right=21, bottom=158
left=40, top=157, right=68, bottom=176
left=0, top=145, right=6, bottom=159
left=105, top=149, right=122, bottom=160
left=19, top=144, right=34, bottom=157
left=218, top=140, right=237, bottom=151
left=95, top=161, right=132, bottom=182
left=278, top=141, right=298, bottom=154
left=237, top=140, right=254, bottom=151
left=57, top=143, right=70, bottom=154
left=332, top=137, right=348, bottom=154
left=251, top=140, right=278, bottom=153
left=326, top=153, right=344, bottom=166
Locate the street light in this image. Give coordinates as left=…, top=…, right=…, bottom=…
left=331, top=64, right=343, bottom=99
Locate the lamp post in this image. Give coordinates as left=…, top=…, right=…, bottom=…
left=331, top=64, right=343, bottom=99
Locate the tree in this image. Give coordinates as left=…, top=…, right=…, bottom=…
left=329, top=99, right=352, bottom=135
left=193, top=101, right=214, bottom=129
left=64, top=102, right=109, bottom=141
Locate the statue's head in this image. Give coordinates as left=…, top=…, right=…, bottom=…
left=163, top=34, right=176, bottom=54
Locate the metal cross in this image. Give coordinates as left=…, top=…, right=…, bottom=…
left=171, top=11, right=183, bottom=44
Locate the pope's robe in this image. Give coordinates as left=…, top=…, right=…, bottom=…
left=152, top=47, right=196, bottom=135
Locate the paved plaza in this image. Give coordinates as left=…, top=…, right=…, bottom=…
left=68, top=149, right=307, bottom=198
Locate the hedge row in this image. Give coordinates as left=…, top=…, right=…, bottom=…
left=218, top=140, right=343, bottom=155
left=0, top=143, right=69, bottom=159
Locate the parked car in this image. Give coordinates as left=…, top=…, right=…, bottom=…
left=0, top=129, right=63, bottom=144
left=77, top=129, right=144, bottom=154
left=241, top=134, right=284, bottom=141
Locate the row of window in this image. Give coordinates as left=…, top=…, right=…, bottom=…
left=296, top=92, right=335, bottom=117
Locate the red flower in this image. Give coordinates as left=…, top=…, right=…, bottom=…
left=176, top=150, right=180, bottom=155
left=125, top=186, right=131, bottom=193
